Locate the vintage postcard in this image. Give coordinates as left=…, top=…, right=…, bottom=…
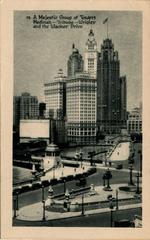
left=1, top=0, right=150, bottom=239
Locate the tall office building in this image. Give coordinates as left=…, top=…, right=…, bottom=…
left=120, top=76, right=127, bottom=125
left=67, top=44, right=84, bottom=77
left=66, top=73, right=97, bottom=145
left=97, top=38, right=126, bottom=134
left=44, top=69, right=66, bottom=119
left=84, top=29, right=99, bottom=79
left=20, top=92, right=39, bottom=120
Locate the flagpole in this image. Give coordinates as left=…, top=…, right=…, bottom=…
left=107, top=20, right=108, bottom=39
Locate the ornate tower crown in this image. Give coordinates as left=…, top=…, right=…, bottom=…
left=86, top=29, right=97, bottom=50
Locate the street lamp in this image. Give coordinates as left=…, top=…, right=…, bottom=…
left=41, top=184, right=45, bottom=220
left=103, top=168, right=112, bottom=191
left=13, top=195, right=17, bottom=218
left=128, top=164, right=134, bottom=185
left=88, top=151, right=95, bottom=166
left=42, top=184, right=45, bottom=202
left=81, top=194, right=85, bottom=216
left=79, top=152, right=83, bottom=168
left=64, top=189, right=70, bottom=212
left=102, top=173, right=106, bottom=187
left=136, top=172, right=140, bottom=194
left=16, top=191, right=19, bottom=211
left=63, top=179, right=66, bottom=194
left=116, top=189, right=119, bottom=210
left=138, top=150, right=142, bottom=177
left=42, top=200, right=46, bottom=221
left=107, top=195, right=114, bottom=227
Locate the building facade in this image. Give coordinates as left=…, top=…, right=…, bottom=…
left=39, top=102, right=46, bottom=119
left=67, top=44, right=84, bottom=78
left=120, top=76, right=127, bottom=125
left=44, top=69, right=66, bottom=119
left=97, top=38, right=127, bottom=134
left=13, top=96, right=21, bottom=129
left=20, top=92, right=39, bottom=120
left=127, top=107, right=142, bottom=134
left=84, top=29, right=99, bottom=79
left=66, top=73, right=97, bottom=145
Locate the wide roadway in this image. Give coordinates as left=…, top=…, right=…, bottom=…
left=13, top=207, right=141, bottom=227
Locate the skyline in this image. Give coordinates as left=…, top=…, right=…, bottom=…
left=14, top=11, right=142, bottom=111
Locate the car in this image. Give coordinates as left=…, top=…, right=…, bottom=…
left=116, top=164, right=123, bottom=169
left=76, top=178, right=87, bottom=187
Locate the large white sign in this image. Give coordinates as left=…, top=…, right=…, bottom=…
left=20, top=120, right=50, bottom=138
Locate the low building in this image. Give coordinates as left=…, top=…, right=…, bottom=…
left=44, top=69, right=66, bottom=119
left=127, top=107, right=142, bottom=134
left=20, top=119, right=67, bottom=145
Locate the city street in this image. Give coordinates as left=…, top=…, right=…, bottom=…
left=13, top=207, right=141, bottom=227
left=14, top=143, right=142, bottom=209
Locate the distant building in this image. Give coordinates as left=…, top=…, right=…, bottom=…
left=127, top=107, right=142, bottom=134
left=84, top=29, right=99, bottom=79
left=66, top=73, right=97, bottom=145
left=13, top=96, right=21, bottom=129
left=97, top=38, right=127, bottom=134
left=20, top=92, right=39, bottom=119
left=44, top=69, right=66, bottom=119
left=13, top=93, right=39, bottom=128
left=20, top=119, right=66, bottom=145
left=39, top=102, right=46, bottom=119
left=67, top=44, right=84, bottom=78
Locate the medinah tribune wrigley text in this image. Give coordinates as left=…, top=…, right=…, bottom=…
left=32, top=14, right=96, bottom=28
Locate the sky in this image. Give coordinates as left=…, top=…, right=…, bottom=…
left=14, top=11, right=142, bottom=111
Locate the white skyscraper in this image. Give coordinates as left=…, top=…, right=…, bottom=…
left=44, top=69, right=66, bottom=119
left=84, top=29, right=99, bottom=79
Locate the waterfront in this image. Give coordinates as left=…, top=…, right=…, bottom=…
left=13, top=142, right=141, bottom=184
left=13, top=166, right=34, bottom=184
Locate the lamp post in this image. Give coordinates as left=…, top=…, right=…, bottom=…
left=102, top=173, right=106, bottom=187
left=116, top=189, right=119, bottom=210
left=107, top=195, right=114, bottom=227
left=41, top=185, right=45, bottom=221
left=138, top=150, right=142, bottom=177
left=63, top=179, right=66, bottom=194
left=64, top=189, right=70, bottom=212
left=136, top=172, right=140, bottom=194
left=42, top=200, right=46, bottom=221
left=88, top=151, right=95, bottom=166
left=81, top=194, right=85, bottom=216
left=129, top=164, right=134, bottom=185
left=13, top=196, right=17, bottom=218
left=42, top=184, right=45, bottom=202
left=104, top=168, right=112, bottom=191
left=16, top=191, right=19, bottom=211
left=80, top=152, right=83, bottom=168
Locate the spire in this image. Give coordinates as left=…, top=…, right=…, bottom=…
left=89, top=29, right=94, bottom=37
left=72, top=43, right=75, bottom=49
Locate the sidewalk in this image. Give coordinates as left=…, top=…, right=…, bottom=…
left=15, top=183, right=142, bottom=221
left=15, top=202, right=142, bottom=222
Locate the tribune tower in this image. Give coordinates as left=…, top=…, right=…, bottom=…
left=97, top=38, right=126, bottom=134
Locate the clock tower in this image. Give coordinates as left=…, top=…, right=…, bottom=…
left=84, top=29, right=99, bottom=79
